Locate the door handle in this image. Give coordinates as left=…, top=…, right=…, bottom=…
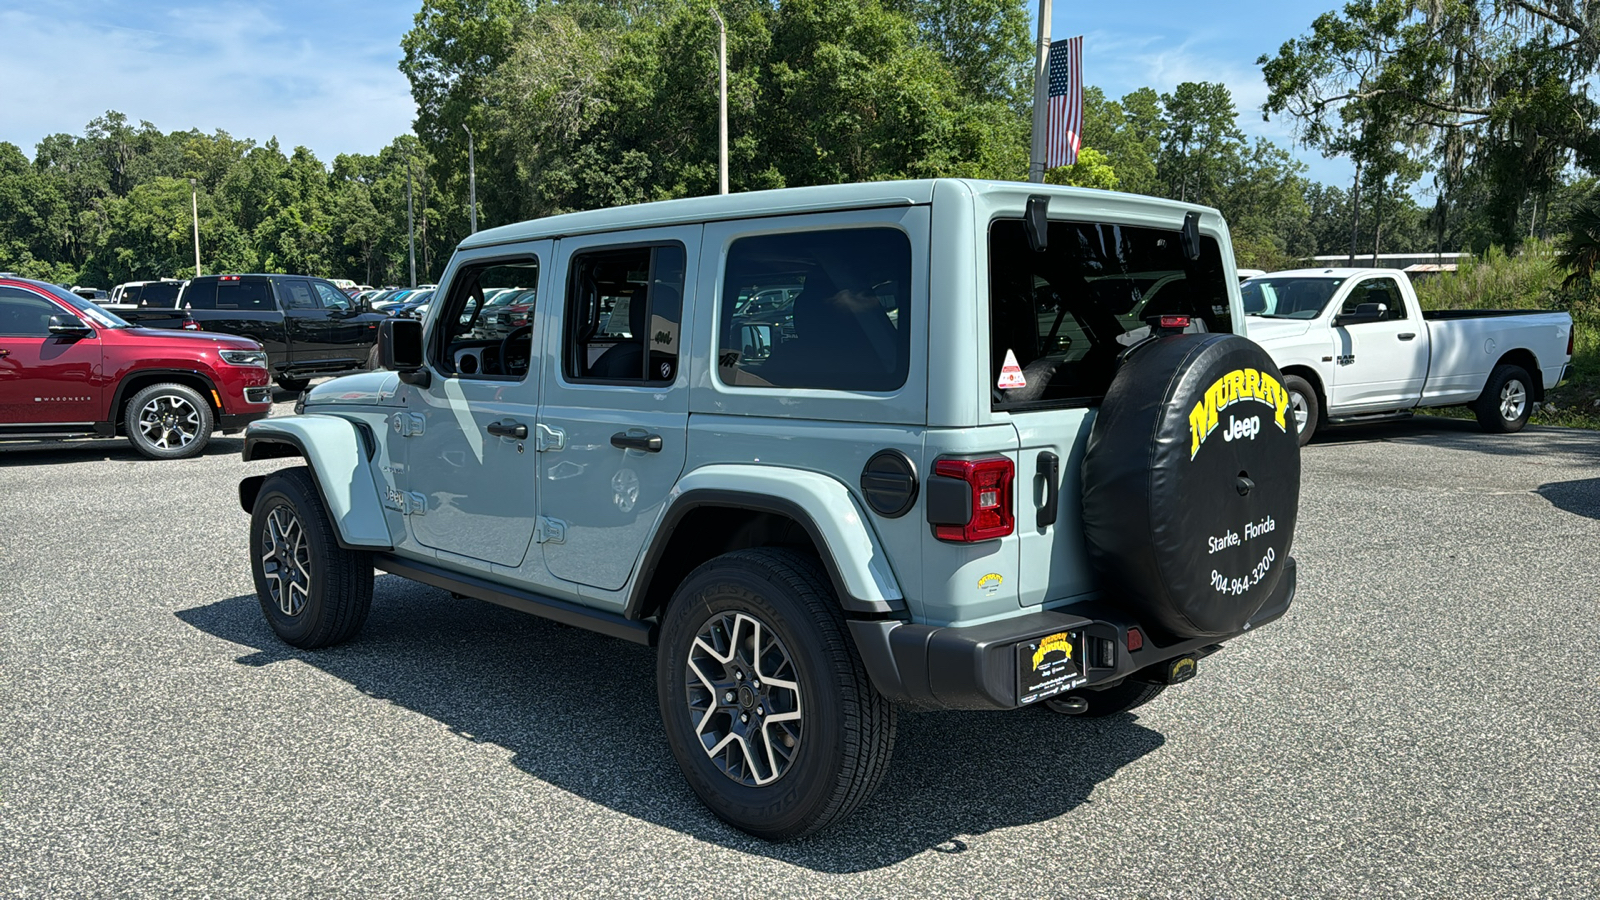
left=1398, top=333, right=1417, bottom=341
left=0, top=349, right=9, bottom=358
left=1036, top=451, right=1060, bottom=528
left=486, top=422, right=528, bottom=439
left=611, top=431, right=663, bottom=453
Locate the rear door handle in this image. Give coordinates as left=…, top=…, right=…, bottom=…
left=611, top=431, right=662, bottom=453
left=1036, top=451, right=1060, bottom=528
left=486, top=421, right=528, bottom=439
left=1398, top=333, right=1417, bottom=341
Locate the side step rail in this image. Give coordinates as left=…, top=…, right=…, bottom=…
left=374, top=554, right=656, bottom=646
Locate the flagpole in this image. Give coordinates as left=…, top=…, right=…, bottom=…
left=1028, top=0, right=1053, bottom=183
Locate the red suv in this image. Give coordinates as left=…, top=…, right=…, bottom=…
left=0, top=275, right=273, bottom=459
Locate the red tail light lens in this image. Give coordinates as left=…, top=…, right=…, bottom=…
left=1158, top=315, right=1192, bottom=329
left=1126, top=627, right=1144, bottom=652
left=933, top=457, right=1015, bottom=542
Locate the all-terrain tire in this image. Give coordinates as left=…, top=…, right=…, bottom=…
left=275, top=376, right=312, bottom=393
left=1283, top=374, right=1320, bottom=446
left=250, top=466, right=373, bottom=649
left=656, top=548, right=897, bottom=840
left=1046, top=680, right=1167, bottom=718
left=124, top=382, right=214, bottom=460
left=1473, top=363, right=1533, bottom=434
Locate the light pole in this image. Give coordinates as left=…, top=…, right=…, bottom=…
left=1028, top=0, right=1053, bottom=183
left=711, top=6, right=728, bottom=195
left=406, top=153, right=417, bottom=288
left=462, top=123, right=478, bottom=233
left=189, top=178, right=202, bottom=277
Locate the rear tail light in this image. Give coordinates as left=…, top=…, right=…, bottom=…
left=181, top=317, right=200, bottom=331
left=1158, top=315, right=1192, bottom=329
left=932, top=457, right=1015, bottom=542
left=1126, top=627, right=1144, bottom=652
left=1567, top=330, right=1574, bottom=357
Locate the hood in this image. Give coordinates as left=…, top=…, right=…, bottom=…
left=122, top=327, right=261, bottom=350
left=1241, top=317, right=1313, bottom=344
left=305, top=370, right=403, bottom=407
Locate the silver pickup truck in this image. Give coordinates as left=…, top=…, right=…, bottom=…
left=1241, top=268, right=1573, bottom=443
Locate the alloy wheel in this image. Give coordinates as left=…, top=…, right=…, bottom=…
left=1289, top=391, right=1310, bottom=432
left=685, top=611, right=803, bottom=787
left=1500, top=379, right=1527, bottom=422
left=138, top=394, right=201, bottom=450
left=261, top=506, right=312, bottom=617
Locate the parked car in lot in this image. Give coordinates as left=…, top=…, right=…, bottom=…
left=107, top=279, right=186, bottom=309
left=1242, top=268, right=1573, bottom=443
left=0, top=275, right=272, bottom=458
left=236, top=180, right=1301, bottom=839
left=112, top=274, right=388, bottom=391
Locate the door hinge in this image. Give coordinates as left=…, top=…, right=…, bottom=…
left=534, top=516, right=566, bottom=544
left=390, top=412, right=425, bottom=436
left=535, top=423, right=565, bottom=452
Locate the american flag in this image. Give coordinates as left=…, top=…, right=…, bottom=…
left=1045, top=36, right=1084, bottom=169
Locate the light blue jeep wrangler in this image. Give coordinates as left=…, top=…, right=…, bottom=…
left=239, top=179, right=1301, bottom=839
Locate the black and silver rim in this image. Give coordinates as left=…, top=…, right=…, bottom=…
left=137, top=393, right=201, bottom=450
left=1289, top=390, right=1310, bottom=433
left=261, top=506, right=311, bottom=617
left=1500, top=379, right=1527, bottom=422
left=685, top=611, right=803, bottom=787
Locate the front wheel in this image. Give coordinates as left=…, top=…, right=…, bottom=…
left=1474, top=363, right=1533, bottom=433
left=250, top=466, right=373, bottom=649
left=656, top=548, right=896, bottom=840
left=125, top=382, right=213, bottom=460
left=1283, top=374, right=1319, bottom=447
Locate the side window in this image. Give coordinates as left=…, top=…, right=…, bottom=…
left=0, top=289, right=63, bottom=336
left=989, top=218, right=1232, bottom=410
left=716, top=228, right=911, bottom=392
left=312, top=281, right=352, bottom=310
left=140, top=282, right=181, bottom=308
left=431, top=258, right=541, bottom=380
left=277, top=279, right=318, bottom=310
left=215, top=278, right=274, bottom=310
left=564, top=244, right=685, bottom=383
left=122, top=285, right=143, bottom=305
left=1342, top=278, right=1406, bottom=320
left=183, top=280, right=218, bottom=310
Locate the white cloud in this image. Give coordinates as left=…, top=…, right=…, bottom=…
left=0, top=2, right=417, bottom=163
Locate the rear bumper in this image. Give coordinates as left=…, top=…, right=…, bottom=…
left=848, top=558, right=1297, bottom=710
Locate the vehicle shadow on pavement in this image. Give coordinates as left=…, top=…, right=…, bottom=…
left=0, top=435, right=246, bottom=467
left=178, top=579, right=1165, bottom=872
left=1535, top=477, right=1600, bottom=519
left=1310, top=415, right=1600, bottom=460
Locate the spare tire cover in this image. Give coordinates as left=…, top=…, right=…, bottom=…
left=1082, top=333, right=1300, bottom=639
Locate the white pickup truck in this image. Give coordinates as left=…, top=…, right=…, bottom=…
left=1242, top=268, right=1572, bottom=444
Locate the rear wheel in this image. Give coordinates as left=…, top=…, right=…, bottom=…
left=1474, top=364, right=1533, bottom=433
left=250, top=466, right=373, bottom=649
left=276, top=376, right=312, bottom=393
left=1283, top=374, right=1320, bottom=446
left=125, top=382, right=213, bottom=460
left=656, top=548, right=896, bottom=840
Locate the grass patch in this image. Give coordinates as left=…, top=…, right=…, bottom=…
left=1413, top=240, right=1600, bottom=430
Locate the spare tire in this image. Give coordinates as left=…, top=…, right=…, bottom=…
left=1082, top=333, right=1300, bottom=639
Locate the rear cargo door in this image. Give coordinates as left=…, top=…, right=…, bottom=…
left=988, top=217, right=1236, bottom=607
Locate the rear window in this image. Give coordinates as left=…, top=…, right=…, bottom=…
left=989, top=219, right=1231, bottom=410
left=717, top=227, right=911, bottom=392
left=139, top=282, right=182, bottom=307
left=210, top=278, right=275, bottom=311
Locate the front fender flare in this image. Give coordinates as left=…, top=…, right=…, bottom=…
left=643, top=465, right=905, bottom=615
left=238, top=415, right=393, bottom=550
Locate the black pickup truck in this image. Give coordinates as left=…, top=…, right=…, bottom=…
left=117, top=274, right=387, bottom=391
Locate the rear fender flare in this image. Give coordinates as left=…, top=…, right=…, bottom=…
left=238, top=415, right=392, bottom=549
left=634, top=464, right=906, bottom=616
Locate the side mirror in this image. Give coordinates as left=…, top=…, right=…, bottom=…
left=1334, top=302, right=1385, bottom=328
left=378, top=318, right=430, bottom=386
left=48, top=314, right=92, bottom=337
left=739, top=323, right=777, bottom=361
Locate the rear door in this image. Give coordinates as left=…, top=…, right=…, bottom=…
left=0, top=285, right=103, bottom=426
left=988, top=216, right=1237, bottom=607
left=274, top=278, right=337, bottom=365
left=1328, top=275, right=1429, bottom=411
left=538, top=228, right=696, bottom=592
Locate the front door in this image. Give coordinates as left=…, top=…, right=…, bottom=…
left=402, top=251, right=548, bottom=567
left=538, top=228, right=697, bottom=592
left=1329, top=276, right=1429, bottom=411
left=0, top=286, right=102, bottom=426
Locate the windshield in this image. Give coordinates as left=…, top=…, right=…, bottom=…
left=36, top=282, right=131, bottom=327
left=1241, top=278, right=1342, bottom=319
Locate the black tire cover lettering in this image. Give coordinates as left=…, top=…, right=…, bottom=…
left=1082, top=333, right=1301, bottom=639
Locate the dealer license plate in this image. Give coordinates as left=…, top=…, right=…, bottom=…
left=1017, top=630, right=1087, bottom=705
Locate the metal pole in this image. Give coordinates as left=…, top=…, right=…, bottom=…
left=462, top=123, right=478, bottom=232
left=711, top=7, right=728, bottom=195
left=407, top=155, right=417, bottom=288
left=1028, top=0, right=1053, bottom=182
left=189, top=178, right=202, bottom=277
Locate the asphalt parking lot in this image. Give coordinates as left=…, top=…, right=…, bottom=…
left=2, top=395, right=1597, bottom=898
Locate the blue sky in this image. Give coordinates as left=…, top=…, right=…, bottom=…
left=0, top=0, right=1354, bottom=186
